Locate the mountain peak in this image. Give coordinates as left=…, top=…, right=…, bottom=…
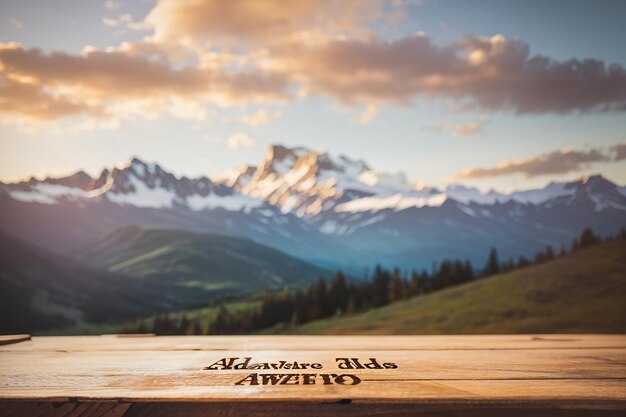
left=121, top=157, right=161, bottom=178
left=266, top=144, right=310, bottom=162
left=580, top=174, right=615, bottom=188
left=256, top=144, right=310, bottom=181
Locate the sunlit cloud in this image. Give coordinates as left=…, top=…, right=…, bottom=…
left=2, top=0, right=626, bottom=133
left=452, top=146, right=621, bottom=179
left=0, top=42, right=290, bottom=126
left=440, top=120, right=483, bottom=137
left=144, top=0, right=383, bottom=45
left=357, top=103, right=379, bottom=124
left=267, top=33, right=626, bottom=114
left=0, top=77, right=107, bottom=121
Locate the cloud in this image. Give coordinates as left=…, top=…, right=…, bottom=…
left=357, top=103, right=379, bottom=124
left=268, top=33, right=626, bottom=114
left=103, top=14, right=149, bottom=32
left=3, top=1, right=626, bottom=129
left=104, top=0, right=122, bottom=10
left=0, top=42, right=290, bottom=123
left=227, top=132, right=256, bottom=149
left=145, top=0, right=381, bottom=45
left=440, top=120, right=483, bottom=137
left=102, top=17, right=118, bottom=27
left=9, top=18, right=23, bottom=30
left=453, top=147, right=612, bottom=179
left=0, top=77, right=107, bottom=121
left=242, top=109, right=282, bottom=126
left=610, top=141, right=626, bottom=161
left=102, top=14, right=131, bottom=27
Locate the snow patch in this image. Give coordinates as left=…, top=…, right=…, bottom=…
left=510, top=183, right=575, bottom=204
left=8, top=183, right=87, bottom=204
left=107, top=175, right=177, bottom=208
left=131, top=161, right=145, bottom=177
left=458, top=205, right=476, bottom=217
left=8, top=190, right=55, bottom=204
left=335, top=193, right=447, bottom=213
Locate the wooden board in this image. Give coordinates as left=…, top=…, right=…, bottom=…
left=1, top=334, right=625, bottom=416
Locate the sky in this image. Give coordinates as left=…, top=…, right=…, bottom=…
left=0, top=0, right=625, bottom=192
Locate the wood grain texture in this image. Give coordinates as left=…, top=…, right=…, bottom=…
left=1, top=334, right=625, bottom=352
left=0, top=335, right=625, bottom=416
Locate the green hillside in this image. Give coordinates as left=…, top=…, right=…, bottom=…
left=0, top=231, right=174, bottom=334
left=282, top=240, right=626, bottom=334
left=78, top=226, right=331, bottom=296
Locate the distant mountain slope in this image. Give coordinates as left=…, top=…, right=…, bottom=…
left=283, top=240, right=626, bottom=334
left=0, top=231, right=171, bottom=334
left=78, top=226, right=331, bottom=294
left=2, top=145, right=626, bottom=272
left=0, top=158, right=353, bottom=270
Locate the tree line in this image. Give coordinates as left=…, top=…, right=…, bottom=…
left=123, top=227, right=624, bottom=336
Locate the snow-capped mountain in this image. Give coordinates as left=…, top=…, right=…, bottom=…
left=0, top=156, right=361, bottom=269
left=218, top=144, right=438, bottom=217
left=2, top=145, right=626, bottom=272
left=217, top=145, right=626, bottom=219
left=5, top=158, right=262, bottom=212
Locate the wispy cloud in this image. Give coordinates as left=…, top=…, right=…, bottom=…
left=102, top=14, right=149, bottom=34
left=227, top=132, right=256, bottom=149
left=611, top=141, right=626, bottom=161
left=357, top=103, right=379, bottom=124
left=439, top=120, right=483, bottom=137
left=452, top=144, right=626, bottom=179
left=102, top=14, right=131, bottom=27
left=9, top=18, right=23, bottom=30
left=242, top=109, right=282, bottom=126
left=104, top=0, right=122, bottom=10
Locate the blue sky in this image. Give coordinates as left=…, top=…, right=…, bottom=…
left=1, top=0, right=625, bottom=192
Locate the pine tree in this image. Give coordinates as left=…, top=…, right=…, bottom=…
left=388, top=270, right=404, bottom=303
left=179, top=314, right=190, bottom=334
left=579, top=228, right=600, bottom=248
left=328, top=272, right=349, bottom=313
left=484, top=247, right=500, bottom=276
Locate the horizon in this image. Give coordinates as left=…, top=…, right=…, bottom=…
left=4, top=143, right=626, bottom=195
left=1, top=0, right=626, bottom=193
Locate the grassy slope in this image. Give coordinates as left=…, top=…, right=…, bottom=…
left=46, top=298, right=261, bottom=335
left=282, top=240, right=626, bottom=335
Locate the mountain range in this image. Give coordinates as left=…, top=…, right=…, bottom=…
left=2, top=144, right=626, bottom=272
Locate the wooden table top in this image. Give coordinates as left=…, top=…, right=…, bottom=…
left=0, top=334, right=625, bottom=416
